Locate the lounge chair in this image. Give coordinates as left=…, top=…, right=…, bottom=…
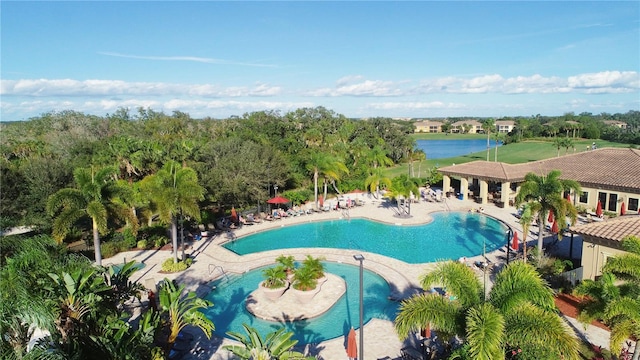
left=260, top=212, right=274, bottom=221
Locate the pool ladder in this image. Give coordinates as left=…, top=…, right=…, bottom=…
left=209, top=264, right=230, bottom=282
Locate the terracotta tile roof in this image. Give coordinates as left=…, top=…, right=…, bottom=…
left=570, top=215, right=640, bottom=243
left=439, top=148, right=640, bottom=192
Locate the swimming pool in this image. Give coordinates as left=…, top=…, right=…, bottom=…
left=224, top=212, right=507, bottom=263
left=202, top=262, right=396, bottom=344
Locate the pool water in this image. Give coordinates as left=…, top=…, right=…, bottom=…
left=202, top=262, right=396, bottom=344
left=224, top=212, right=507, bottom=263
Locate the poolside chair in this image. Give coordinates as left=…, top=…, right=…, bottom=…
left=260, top=212, right=274, bottom=221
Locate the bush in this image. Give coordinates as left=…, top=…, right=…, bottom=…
left=137, top=239, right=148, bottom=249
left=150, top=235, right=169, bottom=248
left=101, top=240, right=129, bottom=259
left=122, top=227, right=137, bottom=248
left=161, top=257, right=193, bottom=273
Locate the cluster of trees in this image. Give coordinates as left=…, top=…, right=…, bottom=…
left=0, top=235, right=214, bottom=360
left=1, top=107, right=438, bottom=246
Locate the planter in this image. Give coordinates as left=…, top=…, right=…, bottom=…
left=260, top=280, right=289, bottom=301
left=290, top=286, right=320, bottom=304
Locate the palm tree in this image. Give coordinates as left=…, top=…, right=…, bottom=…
left=518, top=203, right=535, bottom=264
left=514, top=170, right=581, bottom=266
left=364, top=168, right=392, bottom=199
left=158, top=278, right=214, bottom=348
left=387, top=175, right=420, bottom=216
left=481, top=118, right=495, bottom=161
left=395, top=261, right=579, bottom=360
left=141, top=161, right=204, bottom=263
left=224, top=324, right=313, bottom=360
left=575, top=235, right=640, bottom=360
left=47, top=166, right=136, bottom=266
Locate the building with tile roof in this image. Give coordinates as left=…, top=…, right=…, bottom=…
left=438, top=147, right=640, bottom=215
left=570, top=215, right=640, bottom=280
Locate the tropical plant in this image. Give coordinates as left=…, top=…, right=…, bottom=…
left=224, top=324, right=314, bottom=360
left=104, top=261, right=145, bottom=309
left=292, top=265, right=317, bottom=291
left=140, top=161, right=204, bottom=263
left=46, top=166, right=136, bottom=265
left=301, top=255, right=325, bottom=279
left=364, top=167, right=392, bottom=199
left=386, top=174, right=421, bottom=216
left=514, top=170, right=581, bottom=266
left=395, top=261, right=579, bottom=360
left=574, top=235, right=640, bottom=360
left=157, top=278, right=214, bottom=348
left=481, top=118, right=495, bottom=161
left=518, top=203, right=534, bottom=264
left=275, top=255, right=296, bottom=275
left=262, top=266, right=287, bottom=289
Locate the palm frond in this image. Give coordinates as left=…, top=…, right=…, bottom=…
left=394, top=293, right=463, bottom=339
left=465, top=303, right=505, bottom=360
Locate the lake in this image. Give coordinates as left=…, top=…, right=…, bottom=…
left=415, top=139, right=502, bottom=159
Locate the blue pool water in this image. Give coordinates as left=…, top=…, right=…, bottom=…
left=202, top=262, right=396, bottom=344
left=415, top=139, right=501, bottom=159
left=224, top=212, right=507, bottom=263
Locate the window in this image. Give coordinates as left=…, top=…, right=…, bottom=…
left=579, top=192, right=588, bottom=203
left=629, top=198, right=639, bottom=212
left=608, top=193, right=618, bottom=212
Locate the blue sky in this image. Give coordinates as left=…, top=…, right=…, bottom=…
left=1, top=1, right=639, bottom=121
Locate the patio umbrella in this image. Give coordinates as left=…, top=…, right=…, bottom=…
left=230, top=207, right=238, bottom=224
left=551, top=220, right=559, bottom=234
left=596, top=200, right=603, bottom=217
left=566, top=193, right=571, bottom=203
left=621, top=202, right=626, bottom=216
left=421, top=323, right=431, bottom=338
left=512, top=231, right=519, bottom=251
left=267, top=196, right=290, bottom=204
left=346, top=327, right=357, bottom=360
left=547, top=209, right=554, bottom=223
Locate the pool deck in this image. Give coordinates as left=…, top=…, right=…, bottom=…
left=106, top=194, right=612, bottom=360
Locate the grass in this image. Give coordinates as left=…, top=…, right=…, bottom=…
left=386, top=138, right=636, bottom=178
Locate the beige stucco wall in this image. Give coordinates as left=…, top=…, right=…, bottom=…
left=575, top=186, right=640, bottom=215
left=581, top=240, right=628, bottom=280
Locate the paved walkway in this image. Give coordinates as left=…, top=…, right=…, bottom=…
left=105, top=194, right=619, bottom=360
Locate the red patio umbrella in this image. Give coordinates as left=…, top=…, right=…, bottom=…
left=596, top=200, right=603, bottom=217
left=267, top=196, right=290, bottom=204
left=547, top=209, right=554, bottom=223
left=512, top=231, right=519, bottom=251
left=346, top=327, right=357, bottom=360
left=551, top=220, right=559, bottom=234
left=566, top=193, right=571, bottom=203
left=230, top=207, right=238, bottom=223
left=420, top=323, right=432, bottom=338
left=621, top=202, right=626, bottom=216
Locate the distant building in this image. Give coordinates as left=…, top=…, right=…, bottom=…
left=451, top=119, right=482, bottom=134
left=414, top=120, right=443, bottom=133
left=603, top=120, right=628, bottom=130
left=495, top=120, right=515, bottom=133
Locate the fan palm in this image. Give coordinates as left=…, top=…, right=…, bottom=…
left=395, top=261, right=579, bottom=360
left=140, top=161, right=204, bottom=263
left=223, top=324, right=314, bottom=360
left=47, top=166, right=136, bottom=266
left=514, top=170, right=581, bottom=266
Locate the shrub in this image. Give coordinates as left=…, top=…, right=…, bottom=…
left=161, top=257, right=193, bottom=273
left=122, top=227, right=137, bottom=248
left=101, top=240, right=128, bottom=259
left=137, top=239, right=148, bottom=249
left=150, top=235, right=169, bottom=248
left=262, top=266, right=287, bottom=289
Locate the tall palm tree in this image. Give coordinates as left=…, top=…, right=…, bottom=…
left=514, top=170, right=580, bottom=266
left=47, top=166, right=136, bottom=266
left=518, top=203, right=535, bottom=264
left=481, top=119, right=495, bottom=161
left=395, top=261, right=579, bottom=360
left=141, top=161, right=204, bottom=263
left=575, top=235, right=640, bottom=360
left=364, top=168, right=392, bottom=199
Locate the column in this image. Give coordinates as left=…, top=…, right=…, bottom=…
left=479, top=180, right=489, bottom=205
left=443, top=175, right=451, bottom=196
left=460, top=177, right=469, bottom=201
left=501, top=181, right=511, bottom=207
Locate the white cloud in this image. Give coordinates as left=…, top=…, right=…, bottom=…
left=568, top=71, right=639, bottom=89
left=98, top=51, right=276, bottom=68
left=307, top=77, right=404, bottom=97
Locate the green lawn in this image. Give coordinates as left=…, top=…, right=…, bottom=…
left=386, top=138, right=635, bottom=178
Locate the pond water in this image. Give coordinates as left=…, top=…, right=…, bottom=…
left=415, top=139, right=502, bottom=159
